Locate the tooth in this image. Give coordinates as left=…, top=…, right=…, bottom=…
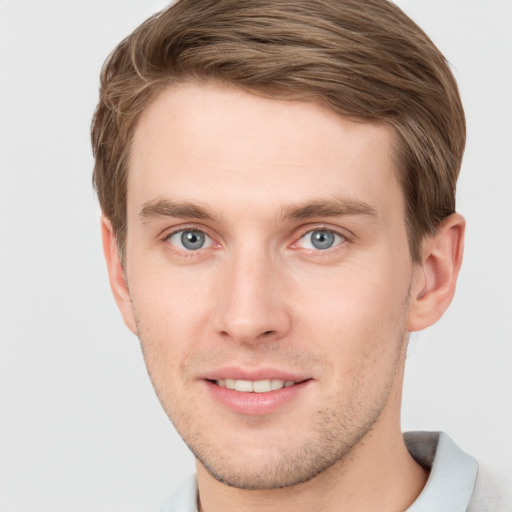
left=253, top=380, right=272, bottom=393
left=235, top=380, right=253, bottom=392
left=271, top=379, right=285, bottom=390
left=216, top=378, right=296, bottom=392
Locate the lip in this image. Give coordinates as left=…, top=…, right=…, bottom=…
left=202, top=367, right=310, bottom=382
left=202, top=367, right=312, bottom=416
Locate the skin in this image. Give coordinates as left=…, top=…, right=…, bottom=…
left=103, top=82, right=465, bottom=512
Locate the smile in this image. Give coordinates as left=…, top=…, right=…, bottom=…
left=205, top=377, right=312, bottom=415
left=215, top=379, right=297, bottom=393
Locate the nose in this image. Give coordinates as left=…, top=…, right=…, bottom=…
left=213, top=248, right=292, bottom=345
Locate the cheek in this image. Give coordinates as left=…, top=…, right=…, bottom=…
left=128, top=276, right=202, bottom=412
left=290, top=258, right=411, bottom=374
left=127, top=264, right=213, bottom=365
left=294, top=258, right=411, bottom=330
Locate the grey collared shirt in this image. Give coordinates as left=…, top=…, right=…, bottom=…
left=157, top=432, right=502, bottom=512
left=404, top=431, right=478, bottom=511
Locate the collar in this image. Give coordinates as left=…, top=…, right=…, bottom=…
left=405, top=431, right=478, bottom=511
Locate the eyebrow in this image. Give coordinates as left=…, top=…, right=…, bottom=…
left=139, top=197, right=378, bottom=223
left=139, top=199, right=217, bottom=221
left=280, top=198, right=378, bottom=221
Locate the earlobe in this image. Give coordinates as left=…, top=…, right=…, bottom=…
left=101, top=217, right=138, bottom=335
left=407, top=213, right=465, bottom=332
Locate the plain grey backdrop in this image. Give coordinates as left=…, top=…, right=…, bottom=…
left=1, top=1, right=511, bottom=510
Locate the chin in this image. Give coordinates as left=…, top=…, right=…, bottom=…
left=187, top=417, right=373, bottom=491
left=197, top=450, right=342, bottom=490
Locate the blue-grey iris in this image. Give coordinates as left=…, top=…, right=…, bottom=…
left=310, top=230, right=335, bottom=250
left=181, top=231, right=205, bottom=250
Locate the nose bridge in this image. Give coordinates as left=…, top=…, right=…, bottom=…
left=214, top=242, right=290, bottom=344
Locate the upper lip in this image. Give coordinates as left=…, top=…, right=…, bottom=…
left=202, top=367, right=311, bottom=382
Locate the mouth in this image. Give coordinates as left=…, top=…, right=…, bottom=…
left=204, top=375, right=312, bottom=415
left=214, top=378, right=298, bottom=393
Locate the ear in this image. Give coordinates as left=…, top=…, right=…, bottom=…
left=407, top=213, right=465, bottom=332
left=101, top=217, right=137, bottom=335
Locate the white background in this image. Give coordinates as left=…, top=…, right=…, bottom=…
left=0, top=1, right=511, bottom=510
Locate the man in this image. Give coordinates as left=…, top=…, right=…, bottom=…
left=91, top=1, right=495, bottom=510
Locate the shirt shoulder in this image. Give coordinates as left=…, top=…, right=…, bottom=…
left=156, top=474, right=198, bottom=512
left=468, top=463, right=512, bottom=512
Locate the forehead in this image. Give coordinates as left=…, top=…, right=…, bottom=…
left=128, top=82, right=402, bottom=220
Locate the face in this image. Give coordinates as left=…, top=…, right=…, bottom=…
left=116, top=82, right=423, bottom=489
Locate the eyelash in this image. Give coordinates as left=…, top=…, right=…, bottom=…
left=161, top=225, right=351, bottom=256
left=291, top=226, right=350, bottom=254
left=162, top=226, right=217, bottom=256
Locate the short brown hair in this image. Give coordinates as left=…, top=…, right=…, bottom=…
left=92, top=0, right=465, bottom=262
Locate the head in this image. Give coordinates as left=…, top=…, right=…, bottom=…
left=93, top=0, right=465, bottom=492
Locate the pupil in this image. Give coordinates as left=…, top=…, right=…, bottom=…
left=311, top=230, right=334, bottom=249
left=181, top=231, right=204, bottom=250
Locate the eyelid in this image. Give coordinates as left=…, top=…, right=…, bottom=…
left=167, top=230, right=213, bottom=250
left=162, top=224, right=219, bottom=252
left=290, top=224, right=352, bottom=251
left=159, top=223, right=351, bottom=254
left=161, top=222, right=213, bottom=239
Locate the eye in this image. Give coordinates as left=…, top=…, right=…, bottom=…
left=298, top=229, right=345, bottom=250
left=166, top=230, right=212, bottom=251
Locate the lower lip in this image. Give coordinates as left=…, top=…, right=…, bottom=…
left=204, top=380, right=311, bottom=416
